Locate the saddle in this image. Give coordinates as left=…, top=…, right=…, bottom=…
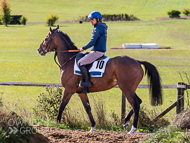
left=75, top=52, right=109, bottom=77
left=75, top=52, right=107, bottom=70
left=75, top=52, right=110, bottom=93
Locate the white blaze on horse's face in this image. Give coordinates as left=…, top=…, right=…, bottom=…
left=37, top=31, right=53, bottom=56
left=43, top=32, right=51, bottom=45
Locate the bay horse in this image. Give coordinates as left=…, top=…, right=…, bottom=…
left=37, top=25, right=162, bottom=133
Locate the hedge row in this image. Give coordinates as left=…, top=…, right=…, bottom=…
left=79, top=14, right=140, bottom=22
left=0, top=15, right=27, bottom=25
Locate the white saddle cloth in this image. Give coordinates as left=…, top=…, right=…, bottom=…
left=74, top=57, right=110, bottom=77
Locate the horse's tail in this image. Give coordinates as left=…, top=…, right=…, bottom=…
left=138, top=61, right=162, bottom=106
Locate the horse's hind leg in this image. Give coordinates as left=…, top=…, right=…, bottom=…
left=124, top=94, right=142, bottom=123
left=122, top=91, right=141, bottom=133
left=78, top=93, right=96, bottom=131
left=124, top=93, right=142, bottom=130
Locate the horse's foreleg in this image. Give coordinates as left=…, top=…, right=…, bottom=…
left=57, top=89, right=73, bottom=123
left=124, top=93, right=142, bottom=128
left=78, top=93, right=96, bottom=131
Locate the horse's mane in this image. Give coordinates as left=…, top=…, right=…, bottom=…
left=58, top=30, right=78, bottom=50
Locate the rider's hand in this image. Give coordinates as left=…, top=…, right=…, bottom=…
left=80, top=48, right=85, bottom=52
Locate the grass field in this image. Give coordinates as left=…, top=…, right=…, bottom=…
left=1, top=19, right=190, bottom=122
left=9, top=0, right=190, bottom=22
left=1, top=0, right=190, bottom=126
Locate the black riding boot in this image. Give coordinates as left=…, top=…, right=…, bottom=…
left=79, top=65, right=92, bottom=87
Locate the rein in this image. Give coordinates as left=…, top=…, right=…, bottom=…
left=50, top=31, right=80, bottom=70
left=41, top=29, right=80, bottom=70
left=54, top=52, right=78, bottom=70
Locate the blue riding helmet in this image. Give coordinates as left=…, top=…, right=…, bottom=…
left=88, top=11, right=102, bottom=19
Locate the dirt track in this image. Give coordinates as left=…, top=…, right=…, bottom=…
left=0, top=109, right=150, bottom=143
left=35, top=126, right=149, bottom=143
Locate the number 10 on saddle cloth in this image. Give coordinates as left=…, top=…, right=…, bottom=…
left=74, top=57, right=110, bottom=77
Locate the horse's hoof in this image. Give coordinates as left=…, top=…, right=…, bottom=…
left=89, top=125, right=96, bottom=132
left=123, top=122, right=129, bottom=130
left=127, top=125, right=137, bottom=134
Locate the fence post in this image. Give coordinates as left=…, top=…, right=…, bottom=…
left=176, top=82, right=186, bottom=114
left=121, top=92, right=126, bottom=121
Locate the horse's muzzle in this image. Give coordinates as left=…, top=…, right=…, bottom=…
left=37, top=47, right=46, bottom=56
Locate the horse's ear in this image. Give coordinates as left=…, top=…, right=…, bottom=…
left=50, top=27, right=53, bottom=33
left=56, top=25, right=59, bottom=30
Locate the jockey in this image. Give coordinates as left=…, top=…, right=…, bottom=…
left=78, top=11, right=108, bottom=88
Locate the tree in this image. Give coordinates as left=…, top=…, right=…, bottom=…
left=167, top=9, right=181, bottom=18
left=182, top=8, right=190, bottom=16
left=0, top=0, right=11, bottom=26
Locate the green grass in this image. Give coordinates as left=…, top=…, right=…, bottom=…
left=8, top=0, right=190, bottom=22
left=144, top=126, right=190, bottom=142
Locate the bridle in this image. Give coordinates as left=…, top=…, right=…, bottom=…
left=40, top=29, right=79, bottom=70
left=40, top=29, right=58, bottom=54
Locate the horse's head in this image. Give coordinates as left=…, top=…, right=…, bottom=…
left=37, top=25, right=59, bottom=56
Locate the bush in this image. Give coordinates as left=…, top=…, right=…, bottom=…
left=182, top=8, right=190, bottom=16
left=19, top=16, right=27, bottom=25
left=45, top=14, right=59, bottom=26
left=167, top=9, right=181, bottom=18
left=33, top=86, right=90, bottom=129
left=172, top=108, right=190, bottom=129
left=10, top=15, right=21, bottom=24
left=33, top=86, right=63, bottom=120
